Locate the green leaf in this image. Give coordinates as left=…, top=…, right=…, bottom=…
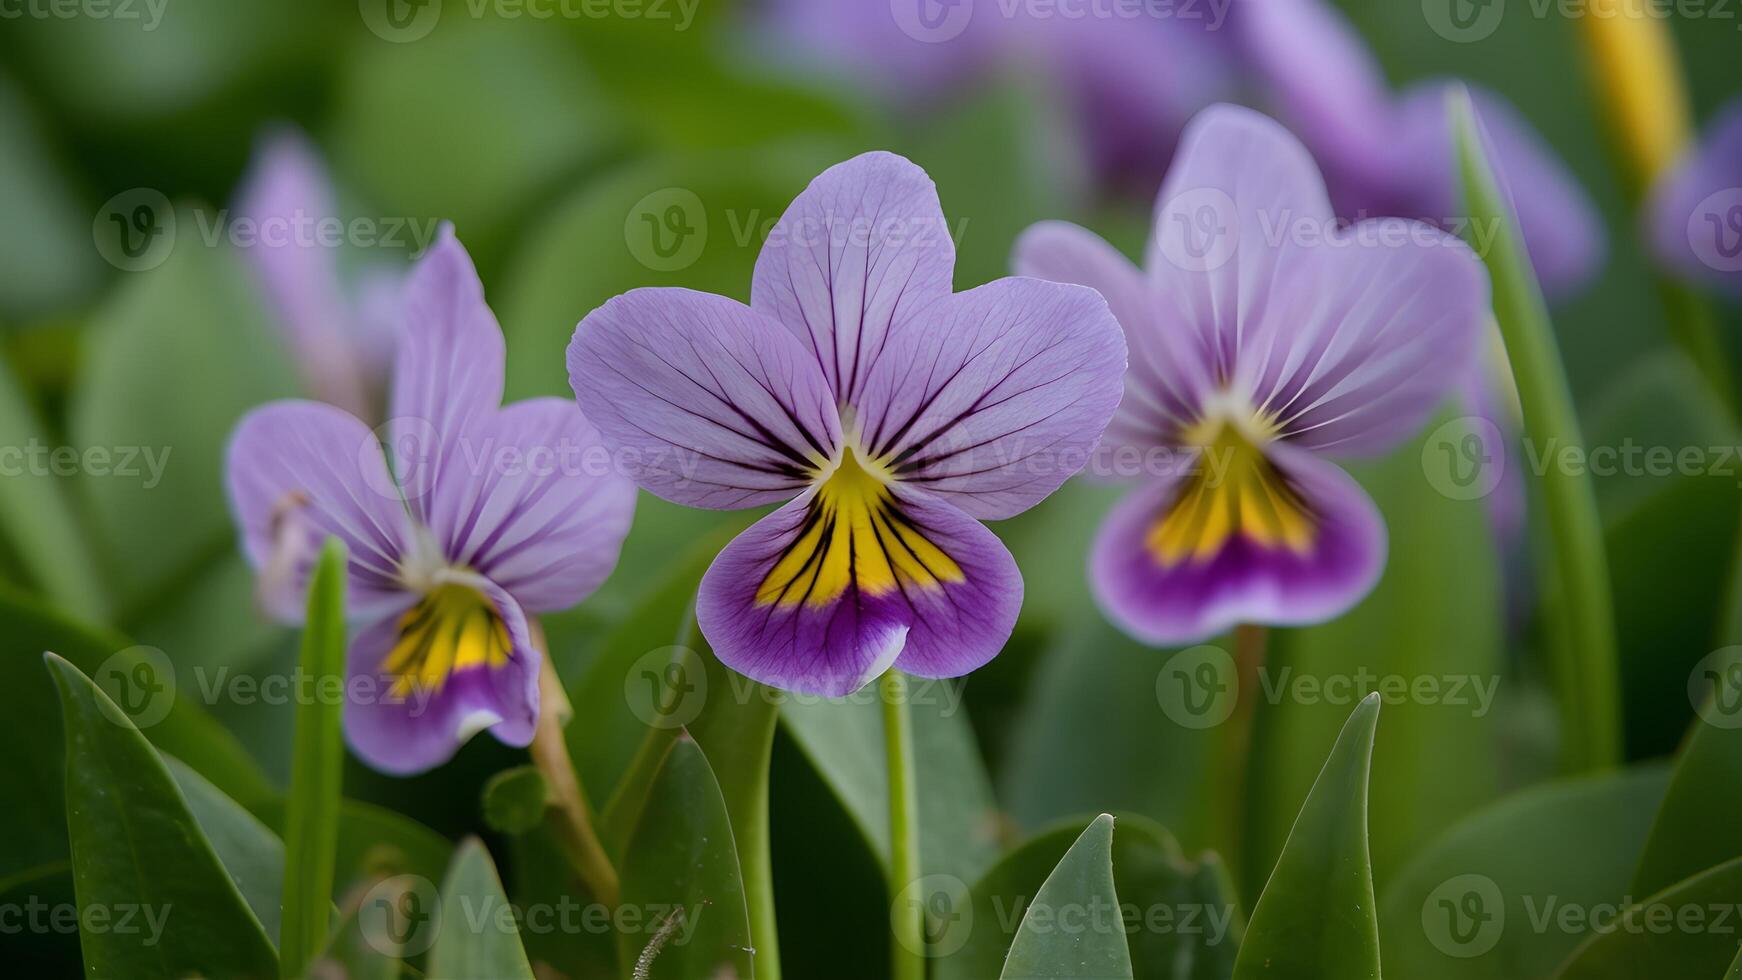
left=428, top=839, right=536, bottom=980
left=1233, top=695, right=1381, bottom=980
left=166, top=757, right=286, bottom=947
left=617, top=735, right=755, bottom=979
left=1557, top=857, right=1742, bottom=978
left=998, top=814, right=1133, bottom=979
left=313, top=903, right=403, bottom=980
left=1452, top=87, right=1621, bottom=771
left=1379, top=766, right=1669, bottom=979
left=937, top=814, right=1240, bottom=980
left=0, top=348, right=107, bottom=621
left=0, top=72, right=100, bottom=316
left=280, top=538, right=348, bottom=978
left=482, top=765, right=549, bottom=835
left=601, top=725, right=681, bottom=860
left=45, top=652, right=279, bottom=979
left=251, top=797, right=453, bottom=896
left=1631, top=655, right=1742, bottom=896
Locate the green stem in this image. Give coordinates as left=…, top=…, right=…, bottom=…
left=1656, top=278, right=1739, bottom=425
left=530, top=645, right=620, bottom=906
left=729, top=692, right=782, bottom=980
left=1214, top=624, right=1266, bottom=890
left=1452, top=90, right=1623, bottom=772
left=882, top=670, right=925, bottom=980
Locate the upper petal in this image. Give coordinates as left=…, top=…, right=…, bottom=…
left=750, top=151, right=957, bottom=406
left=569, top=287, right=843, bottom=509
left=226, top=400, right=413, bottom=621
left=1648, top=98, right=1742, bottom=296
left=696, top=482, right=1020, bottom=697
left=852, top=277, right=1127, bottom=520
left=1090, top=443, right=1385, bottom=645
left=431, top=397, right=638, bottom=613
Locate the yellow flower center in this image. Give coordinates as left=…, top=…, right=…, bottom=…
left=1147, top=418, right=1316, bottom=567
left=383, top=582, right=513, bottom=698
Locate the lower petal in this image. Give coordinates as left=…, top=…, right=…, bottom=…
left=344, top=576, right=540, bottom=775
left=1090, top=444, right=1384, bottom=645
left=696, top=482, right=1020, bottom=697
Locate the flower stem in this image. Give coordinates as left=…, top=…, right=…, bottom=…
left=530, top=647, right=620, bottom=906
left=1214, top=623, right=1266, bottom=888
left=881, top=669, right=925, bottom=980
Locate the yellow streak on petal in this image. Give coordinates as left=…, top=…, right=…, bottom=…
left=384, top=583, right=513, bottom=698
left=1147, top=423, right=1315, bottom=567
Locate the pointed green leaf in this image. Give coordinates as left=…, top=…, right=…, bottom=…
left=428, top=839, right=536, bottom=980
left=1558, top=856, right=1742, bottom=978
left=1631, top=651, right=1742, bottom=896
left=618, top=735, right=755, bottom=980
left=998, top=813, right=1132, bottom=979
left=280, top=538, right=348, bottom=978
left=1234, top=696, right=1381, bottom=980
left=45, top=652, right=278, bottom=979
left=166, top=757, right=286, bottom=946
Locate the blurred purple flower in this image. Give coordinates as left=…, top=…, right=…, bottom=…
left=226, top=227, right=636, bottom=774
left=1016, top=106, right=1489, bottom=643
left=1648, top=99, right=1742, bottom=297
left=1238, top=0, right=1604, bottom=300
left=234, top=128, right=404, bottom=420
left=569, top=151, right=1126, bottom=696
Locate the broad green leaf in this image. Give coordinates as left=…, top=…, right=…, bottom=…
left=1248, top=430, right=1502, bottom=895
left=617, top=736, right=755, bottom=980
left=1585, top=350, right=1736, bottom=524
left=166, top=757, right=286, bottom=947
left=0, top=72, right=100, bottom=316
left=250, top=797, right=454, bottom=896
left=1233, top=696, right=1381, bottom=980
left=0, top=586, right=271, bottom=880
left=601, top=725, right=681, bottom=860
left=999, top=814, right=1133, bottom=979
left=281, top=538, right=348, bottom=978
left=1557, top=857, right=1742, bottom=978
left=1380, top=766, right=1670, bottom=980
left=482, top=765, right=549, bottom=835
left=1631, top=658, right=1742, bottom=896
left=428, top=839, right=536, bottom=980
left=0, top=348, right=106, bottom=621
left=937, top=814, right=1240, bottom=980
left=45, top=653, right=278, bottom=979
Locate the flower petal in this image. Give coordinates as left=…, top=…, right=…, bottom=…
left=226, top=400, right=413, bottom=621
left=1091, top=443, right=1384, bottom=645
left=751, top=151, right=957, bottom=405
left=345, top=576, right=540, bottom=775
left=696, top=483, right=1020, bottom=697
left=434, top=397, right=638, bottom=612
left=1648, top=99, right=1742, bottom=296
left=852, top=277, right=1126, bottom=520
left=569, top=287, right=843, bottom=509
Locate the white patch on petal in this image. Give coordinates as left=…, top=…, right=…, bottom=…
left=851, top=625, right=910, bottom=694
left=456, top=708, right=504, bottom=741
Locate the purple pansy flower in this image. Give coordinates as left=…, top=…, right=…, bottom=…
left=1238, top=0, right=1603, bottom=300
left=235, top=128, right=404, bottom=420
left=568, top=151, right=1127, bottom=696
left=226, top=227, right=637, bottom=774
left=1648, top=99, right=1742, bottom=297
left=1015, top=106, right=1489, bottom=644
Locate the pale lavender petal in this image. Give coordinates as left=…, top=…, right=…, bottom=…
left=234, top=128, right=372, bottom=417
left=1648, top=100, right=1742, bottom=296
left=757, top=0, right=996, bottom=98
left=225, top=400, right=412, bottom=622
left=389, top=226, right=506, bottom=528
left=436, top=397, right=638, bottom=612
left=852, top=277, right=1126, bottom=520
left=569, top=287, right=843, bottom=509
left=344, top=578, right=540, bottom=776
left=1090, top=444, right=1385, bottom=645
left=696, top=485, right=1020, bottom=697
left=751, top=151, right=957, bottom=406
